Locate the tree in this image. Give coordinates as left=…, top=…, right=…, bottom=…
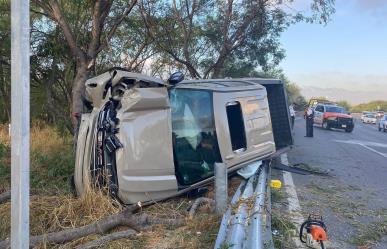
left=33, top=0, right=138, bottom=136
left=351, top=101, right=387, bottom=113
left=286, top=82, right=307, bottom=110
left=0, top=0, right=10, bottom=122
left=140, top=0, right=335, bottom=79
left=337, top=100, right=351, bottom=111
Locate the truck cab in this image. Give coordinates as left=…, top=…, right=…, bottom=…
left=313, top=103, right=354, bottom=132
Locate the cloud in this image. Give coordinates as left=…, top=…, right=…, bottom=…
left=351, top=0, right=387, bottom=11
left=349, top=0, right=387, bottom=20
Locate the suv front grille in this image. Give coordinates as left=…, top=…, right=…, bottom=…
left=338, top=117, right=352, bottom=125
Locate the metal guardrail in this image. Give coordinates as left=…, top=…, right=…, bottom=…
left=214, top=161, right=273, bottom=249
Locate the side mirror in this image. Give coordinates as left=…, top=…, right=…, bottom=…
left=168, top=72, right=184, bottom=86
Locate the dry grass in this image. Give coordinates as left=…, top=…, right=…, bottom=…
left=0, top=188, right=121, bottom=247
left=0, top=124, right=74, bottom=192
left=0, top=124, right=10, bottom=146
left=0, top=189, right=221, bottom=249
left=0, top=123, right=243, bottom=248
left=0, top=122, right=70, bottom=154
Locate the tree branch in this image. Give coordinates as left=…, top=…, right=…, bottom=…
left=0, top=191, right=10, bottom=204
left=36, top=0, right=86, bottom=64
left=87, top=0, right=113, bottom=60
left=97, top=0, right=138, bottom=54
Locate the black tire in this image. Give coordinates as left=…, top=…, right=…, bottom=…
left=345, top=127, right=354, bottom=133
left=384, top=127, right=386, bottom=132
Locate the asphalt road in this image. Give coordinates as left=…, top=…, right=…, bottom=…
left=287, top=117, right=387, bottom=249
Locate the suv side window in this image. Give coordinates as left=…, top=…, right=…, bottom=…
left=315, top=105, right=324, bottom=112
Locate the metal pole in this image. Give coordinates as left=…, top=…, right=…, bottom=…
left=11, top=0, right=30, bottom=247
left=215, top=162, right=227, bottom=214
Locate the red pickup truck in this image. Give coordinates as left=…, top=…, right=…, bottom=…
left=311, top=101, right=354, bottom=132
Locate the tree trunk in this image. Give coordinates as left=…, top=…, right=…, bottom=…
left=71, top=64, right=89, bottom=143
left=211, top=55, right=227, bottom=79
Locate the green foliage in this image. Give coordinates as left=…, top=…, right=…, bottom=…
left=286, top=82, right=307, bottom=111
left=0, top=143, right=10, bottom=180
left=336, top=100, right=351, bottom=111
left=351, top=101, right=387, bottom=113
left=30, top=147, right=74, bottom=192
left=0, top=0, right=335, bottom=129
left=0, top=0, right=10, bottom=123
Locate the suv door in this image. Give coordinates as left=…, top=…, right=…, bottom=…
left=314, top=105, right=325, bottom=124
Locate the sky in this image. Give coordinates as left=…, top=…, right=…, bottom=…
left=279, top=0, right=387, bottom=93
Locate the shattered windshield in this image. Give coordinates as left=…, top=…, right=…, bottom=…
left=169, top=88, right=222, bottom=185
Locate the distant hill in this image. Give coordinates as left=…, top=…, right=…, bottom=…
left=300, top=86, right=387, bottom=105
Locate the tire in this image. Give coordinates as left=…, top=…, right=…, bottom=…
left=345, top=127, right=354, bottom=133
left=322, top=121, right=329, bottom=130
left=384, top=127, right=386, bottom=132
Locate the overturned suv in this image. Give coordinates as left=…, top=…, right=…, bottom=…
left=74, top=68, right=292, bottom=204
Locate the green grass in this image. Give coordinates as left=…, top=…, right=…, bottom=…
left=0, top=125, right=74, bottom=194
left=271, top=212, right=297, bottom=249
left=350, top=219, right=387, bottom=247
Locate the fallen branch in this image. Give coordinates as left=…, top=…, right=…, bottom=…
left=75, top=229, right=137, bottom=249
left=0, top=191, right=10, bottom=204
left=0, top=208, right=138, bottom=249
left=0, top=208, right=186, bottom=249
left=188, top=197, right=215, bottom=219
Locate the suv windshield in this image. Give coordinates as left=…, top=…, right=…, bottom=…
left=169, top=88, right=222, bottom=185
left=326, top=106, right=346, bottom=113
left=366, top=114, right=375, bottom=118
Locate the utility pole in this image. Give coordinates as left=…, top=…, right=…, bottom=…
left=11, top=0, right=30, bottom=247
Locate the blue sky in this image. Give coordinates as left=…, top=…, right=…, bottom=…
left=280, top=0, right=387, bottom=91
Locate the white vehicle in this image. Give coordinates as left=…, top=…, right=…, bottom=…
left=363, top=113, right=377, bottom=124
left=378, top=115, right=387, bottom=132
left=360, top=111, right=371, bottom=122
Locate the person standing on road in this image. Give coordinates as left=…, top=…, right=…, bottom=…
left=289, top=104, right=295, bottom=130
left=305, top=107, right=314, bottom=137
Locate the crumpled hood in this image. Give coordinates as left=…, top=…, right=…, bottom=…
left=324, top=112, right=352, bottom=119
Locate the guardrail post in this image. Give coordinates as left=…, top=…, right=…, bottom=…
left=215, top=162, right=227, bottom=214
left=11, top=0, right=30, bottom=247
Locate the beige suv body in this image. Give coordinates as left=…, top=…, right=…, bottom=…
left=74, top=69, right=292, bottom=204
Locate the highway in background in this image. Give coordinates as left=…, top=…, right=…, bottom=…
left=287, top=117, right=387, bottom=248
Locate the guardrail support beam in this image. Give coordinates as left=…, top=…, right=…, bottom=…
left=215, top=162, right=228, bottom=214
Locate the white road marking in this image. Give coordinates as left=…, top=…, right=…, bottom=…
left=360, top=144, right=387, bottom=158
left=333, top=139, right=387, bottom=148
left=334, top=139, right=387, bottom=158
left=281, top=153, right=305, bottom=248
left=280, top=153, right=337, bottom=248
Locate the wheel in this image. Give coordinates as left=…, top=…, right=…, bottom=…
left=345, top=127, right=354, bottom=133
left=384, top=127, right=386, bottom=132
left=322, top=121, right=329, bottom=130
